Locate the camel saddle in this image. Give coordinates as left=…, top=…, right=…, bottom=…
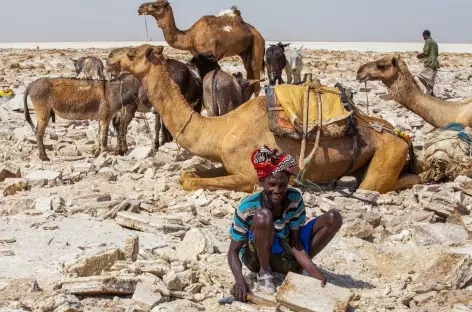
left=265, top=82, right=354, bottom=140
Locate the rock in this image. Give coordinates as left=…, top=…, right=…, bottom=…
left=163, top=271, right=182, bottom=291
left=73, top=162, right=92, bottom=173
left=35, top=197, right=52, bottom=212
left=94, top=153, right=111, bottom=169
left=335, top=176, right=357, bottom=190
left=123, top=234, right=139, bottom=262
left=129, top=146, right=154, bottom=160
left=4, top=93, right=34, bottom=112
left=13, top=127, right=28, bottom=141
left=3, top=178, right=27, bottom=196
left=33, top=292, right=83, bottom=312
left=175, top=228, right=215, bottom=262
left=409, top=253, right=472, bottom=293
left=418, top=191, right=467, bottom=218
left=60, top=275, right=138, bottom=295
left=151, top=299, right=204, bottom=312
left=98, top=167, right=117, bottom=181
left=0, top=237, right=16, bottom=243
left=144, top=167, right=156, bottom=179
left=409, top=223, right=469, bottom=246
left=115, top=211, right=189, bottom=234
left=25, top=170, right=61, bottom=187
left=0, top=163, right=21, bottom=181
left=342, top=219, right=374, bottom=239
left=353, top=189, right=380, bottom=204
left=410, top=211, right=435, bottom=223
left=96, top=194, right=111, bottom=202
left=276, top=272, right=353, bottom=312
left=129, top=260, right=170, bottom=278
left=0, top=248, right=15, bottom=256
left=155, top=181, right=169, bottom=192
left=64, top=248, right=124, bottom=277
left=362, top=212, right=382, bottom=227
left=132, top=282, right=170, bottom=309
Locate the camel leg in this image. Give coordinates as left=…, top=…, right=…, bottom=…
left=35, top=111, right=51, bottom=161
left=358, top=138, right=408, bottom=194
left=286, top=68, right=293, bottom=84
left=240, top=53, right=255, bottom=90
left=180, top=171, right=255, bottom=193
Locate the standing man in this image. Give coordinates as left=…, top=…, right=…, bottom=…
left=416, top=30, right=439, bottom=96
left=227, top=146, right=342, bottom=301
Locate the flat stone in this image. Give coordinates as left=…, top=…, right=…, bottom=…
left=3, top=178, right=27, bottom=196
left=25, top=170, right=61, bottom=187
left=408, top=253, right=472, bottom=293
left=174, top=228, right=215, bottom=262
left=123, top=234, right=139, bottom=262
left=419, top=191, right=467, bottom=218
left=73, top=163, right=93, bottom=173
left=276, top=272, right=353, bottom=312
left=362, top=212, right=382, bottom=228
left=0, top=163, right=21, bottom=181
left=115, top=211, right=189, bottom=234
left=151, top=299, right=204, bottom=312
left=409, top=223, right=469, bottom=246
left=98, top=167, right=117, bottom=181
left=64, top=248, right=125, bottom=278
left=410, top=211, right=435, bottom=223
left=129, top=260, right=170, bottom=278
left=132, top=282, right=169, bottom=309
left=61, top=275, right=138, bottom=295
left=128, top=146, right=154, bottom=160
left=35, top=197, right=52, bottom=212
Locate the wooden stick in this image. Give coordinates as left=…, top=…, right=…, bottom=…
left=299, top=85, right=310, bottom=170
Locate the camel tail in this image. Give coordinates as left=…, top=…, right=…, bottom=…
left=23, top=82, right=36, bottom=133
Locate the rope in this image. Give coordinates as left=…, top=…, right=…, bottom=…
left=144, top=16, right=150, bottom=42
left=174, top=111, right=194, bottom=150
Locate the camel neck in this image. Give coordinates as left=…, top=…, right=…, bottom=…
left=140, top=67, right=223, bottom=161
left=155, top=9, right=189, bottom=51
left=387, top=70, right=463, bottom=128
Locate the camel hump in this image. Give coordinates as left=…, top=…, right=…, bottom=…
left=231, top=6, right=242, bottom=17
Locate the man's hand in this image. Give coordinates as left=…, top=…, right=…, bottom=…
left=307, top=268, right=327, bottom=287
left=233, top=278, right=248, bottom=302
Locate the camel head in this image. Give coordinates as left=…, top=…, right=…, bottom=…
left=356, top=54, right=401, bottom=86
left=107, top=45, right=166, bottom=78
left=138, top=0, right=170, bottom=21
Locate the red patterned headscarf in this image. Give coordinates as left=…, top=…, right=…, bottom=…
left=251, top=146, right=298, bottom=179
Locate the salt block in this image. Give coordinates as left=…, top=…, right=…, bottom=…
left=276, top=272, right=353, bottom=312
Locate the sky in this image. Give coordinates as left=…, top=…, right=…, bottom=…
left=1, top=0, right=471, bottom=43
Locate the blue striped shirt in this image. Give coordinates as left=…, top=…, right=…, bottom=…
left=230, top=187, right=306, bottom=241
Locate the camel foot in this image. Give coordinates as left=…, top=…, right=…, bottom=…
left=391, top=174, right=422, bottom=191
left=39, top=154, right=50, bottom=162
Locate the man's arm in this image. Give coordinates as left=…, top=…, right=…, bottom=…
left=289, top=229, right=327, bottom=287
left=418, top=40, right=430, bottom=59
left=227, top=239, right=248, bottom=301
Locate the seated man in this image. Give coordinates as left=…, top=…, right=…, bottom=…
left=227, top=146, right=342, bottom=301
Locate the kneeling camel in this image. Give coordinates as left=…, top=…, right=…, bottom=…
left=107, top=44, right=420, bottom=194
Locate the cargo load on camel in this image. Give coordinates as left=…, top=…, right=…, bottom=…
left=419, top=122, right=472, bottom=182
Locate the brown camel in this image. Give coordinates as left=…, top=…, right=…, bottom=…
left=107, top=44, right=420, bottom=194
left=357, top=54, right=472, bottom=128
left=138, top=0, right=265, bottom=96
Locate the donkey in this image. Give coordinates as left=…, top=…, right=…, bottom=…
left=284, top=46, right=303, bottom=84
left=190, top=52, right=263, bottom=116
left=265, top=42, right=290, bottom=85
left=23, top=74, right=144, bottom=161
left=71, top=57, right=106, bottom=80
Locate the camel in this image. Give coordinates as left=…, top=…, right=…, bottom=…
left=106, top=44, right=420, bottom=194
left=356, top=54, right=472, bottom=128
left=137, top=0, right=265, bottom=96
